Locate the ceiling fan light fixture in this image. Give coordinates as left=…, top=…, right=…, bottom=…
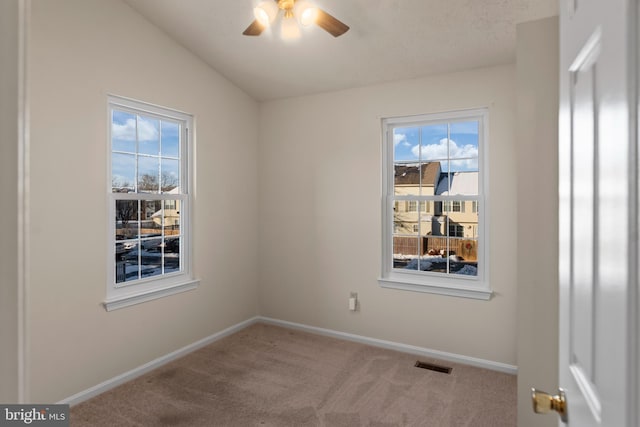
left=281, top=16, right=301, bottom=39
left=243, top=0, right=349, bottom=38
left=253, top=1, right=278, bottom=27
left=294, top=1, right=318, bottom=26
left=300, top=7, right=318, bottom=26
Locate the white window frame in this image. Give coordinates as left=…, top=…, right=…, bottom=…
left=105, top=95, right=198, bottom=311
left=379, top=108, right=491, bottom=300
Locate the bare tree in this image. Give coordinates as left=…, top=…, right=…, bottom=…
left=116, top=200, right=137, bottom=239
left=112, top=177, right=131, bottom=192
left=138, top=174, right=158, bottom=192
left=161, top=172, right=178, bottom=192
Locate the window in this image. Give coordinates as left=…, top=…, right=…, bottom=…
left=442, top=200, right=463, bottom=212
left=106, top=95, right=198, bottom=311
left=448, top=224, right=464, bottom=237
left=380, top=108, right=489, bottom=300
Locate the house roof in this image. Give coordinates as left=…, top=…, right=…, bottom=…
left=436, top=171, right=478, bottom=195
left=394, top=162, right=441, bottom=187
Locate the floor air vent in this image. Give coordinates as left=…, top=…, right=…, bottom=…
left=414, top=361, right=452, bottom=374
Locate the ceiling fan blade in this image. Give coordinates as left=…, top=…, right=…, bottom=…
left=315, top=8, right=349, bottom=37
left=243, top=19, right=265, bottom=36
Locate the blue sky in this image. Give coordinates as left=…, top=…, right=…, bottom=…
left=111, top=110, right=181, bottom=190
left=394, top=121, right=479, bottom=171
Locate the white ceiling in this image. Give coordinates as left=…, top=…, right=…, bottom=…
left=124, top=0, right=557, bottom=101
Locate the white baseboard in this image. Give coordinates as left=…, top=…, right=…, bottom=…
left=59, top=316, right=261, bottom=406
left=258, top=316, right=518, bottom=375
left=60, top=315, right=516, bottom=406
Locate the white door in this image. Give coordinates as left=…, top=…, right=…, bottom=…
left=557, top=0, right=637, bottom=425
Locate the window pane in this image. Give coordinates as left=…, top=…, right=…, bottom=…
left=137, top=116, right=160, bottom=156
left=418, top=235, right=449, bottom=272
left=115, top=200, right=138, bottom=240
left=450, top=235, right=478, bottom=277
left=138, top=156, right=160, bottom=193
left=162, top=199, right=180, bottom=235
left=115, top=199, right=140, bottom=284
left=112, top=110, right=137, bottom=153
left=393, top=127, right=420, bottom=162
left=141, top=200, right=163, bottom=235
left=443, top=199, right=478, bottom=238
left=112, top=153, right=136, bottom=192
left=437, top=172, right=478, bottom=196
left=443, top=196, right=478, bottom=276
left=163, top=236, right=180, bottom=274
left=161, top=158, right=180, bottom=193
left=393, top=216, right=421, bottom=269
left=449, top=121, right=479, bottom=167
left=121, top=246, right=141, bottom=283
left=161, top=121, right=180, bottom=158
left=116, top=244, right=139, bottom=283
left=393, top=236, right=418, bottom=269
left=420, top=124, right=448, bottom=162
left=394, top=163, right=420, bottom=196
left=140, top=237, right=162, bottom=279
left=419, top=207, right=433, bottom=237
left=420, top=162, right=440, bottom=195
left=458, top=238, right=478, bottom=262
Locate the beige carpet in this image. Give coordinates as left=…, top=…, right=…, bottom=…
left=71, top=323, right=516, bottom=426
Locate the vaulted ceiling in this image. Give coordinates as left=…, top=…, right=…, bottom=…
left=124, top=0, right=557, bottom=101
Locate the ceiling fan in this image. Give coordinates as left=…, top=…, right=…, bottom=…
left=243, top=0, right=349, bottom=38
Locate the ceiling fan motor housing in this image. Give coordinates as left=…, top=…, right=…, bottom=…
left=278, top=0, right=295, bottom=12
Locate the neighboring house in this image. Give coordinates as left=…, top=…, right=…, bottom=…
left=151, top=186, right=180, bottom=233
left=393, top=162, right=478, bottom=260
left=436, top=171, right=479, bottom=239
left=393, top=162, right=441, bottom=235
left=151, top=200, right=180, bottom=232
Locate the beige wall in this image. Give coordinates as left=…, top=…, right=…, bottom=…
left=0, top=0, right=21, bottom=404
left=27, top=0, right=259, bottom=402
left=516, top=16, right=559, bottom=427
left=258, top=65, right=518, bottom=365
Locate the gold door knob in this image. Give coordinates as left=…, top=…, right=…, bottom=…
left=531, top=388, right=568, bottom=423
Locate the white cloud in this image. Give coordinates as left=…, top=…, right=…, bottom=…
left=411, top=138, right=478, bottom=170
left=394, top=133, right=411, bottom=147
left=112, top=118, right=159, bottom=142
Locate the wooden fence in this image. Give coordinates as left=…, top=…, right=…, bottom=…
left=393, top=236, right=477, bottom=261
left=116, top=227, right=180, bottom=239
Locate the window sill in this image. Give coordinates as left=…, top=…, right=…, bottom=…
left=103, top=278, right=200, bottom=311
left=378, top=276, right=492, bottom=300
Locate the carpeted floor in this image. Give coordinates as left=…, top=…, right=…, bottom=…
left=71, top=323, right=516, bottom=426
